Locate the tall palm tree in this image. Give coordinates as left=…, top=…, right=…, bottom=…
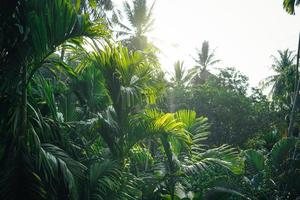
left=112, top=0, right=156, bottom=50
left=167, top=61, right=196, bottom=112
left=193, top=41, right=220, bottom=84
left=194, top=41, right=220, bottom=72
left=74, top=44, right=161, bottom=159
left=263, top=49, right=296, bottom=107
left=170, top=61, right=196, bottom=88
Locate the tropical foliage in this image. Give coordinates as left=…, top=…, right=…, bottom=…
left=0, top=0, right=299, bottom=200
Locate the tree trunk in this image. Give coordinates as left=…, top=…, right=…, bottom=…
left=288, top=33, right=300, bottom=137
left=20, top=64, right=27, bottom=137
left=161, top=136, right=175, bottom=200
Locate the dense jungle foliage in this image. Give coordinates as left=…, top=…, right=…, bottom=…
left=1, top=0, right=300, bottom=199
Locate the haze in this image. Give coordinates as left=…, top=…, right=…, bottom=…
left=114, top=0, right=300, bottom=87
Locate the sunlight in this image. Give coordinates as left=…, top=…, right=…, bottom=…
left=144, top=0, right=300, bottom=87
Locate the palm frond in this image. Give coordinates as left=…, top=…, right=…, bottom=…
left=184, top=144, right=243, bottom=175
left=283, top=0, right=300, bottom=14
left=270, top=137, right=299, bottom=168
left=88, top=160, right=122, bottom=200
left=203, top=186, right=250, bottom=200
left=243, top=149, right=266, bottom=175
left=0, top=144, right=46, bottom=200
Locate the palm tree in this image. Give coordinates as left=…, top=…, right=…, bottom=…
left=263, top=49, right=296, bottom=108
left=167, top=61, right=196, bottom=112
left=112, top=0, right=156, bottom=50
left=74, top=43, right=162, bottom=159
left=170, top=61, right=196, bottom=88
left=134, top=109, right=243, bottom=199
left=193, top=41, right=220, bottom=84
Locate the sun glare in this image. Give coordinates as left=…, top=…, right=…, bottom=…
left=138, top=0, right=300, bottom=87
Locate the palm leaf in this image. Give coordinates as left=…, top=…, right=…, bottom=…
left=203, top=186, right=250, bottom=200
left=283, top=0, right=300, bottom=14
left=270, top=137, right=299, bottom=168
left=243, top=149, right=266, bottom=175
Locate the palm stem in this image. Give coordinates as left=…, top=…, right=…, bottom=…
left=288, top=32, right=300, bottom=137
left=20, top=64, right=27, bottom=137
left=161, top=136, right=175, bottom=200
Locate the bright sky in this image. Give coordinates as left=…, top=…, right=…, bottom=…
left=114, top=0, right=300, bottom=87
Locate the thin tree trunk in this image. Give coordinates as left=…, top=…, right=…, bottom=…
left=161, top=136, right=175, bottom=200
left=20, top=64, right=27, bottom=136
left=288, top=33, right=300, bottom=137
left=60, top=47, right=65, bottom=61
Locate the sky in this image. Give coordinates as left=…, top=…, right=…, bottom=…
left=114, top=0, right=300, bottom=87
